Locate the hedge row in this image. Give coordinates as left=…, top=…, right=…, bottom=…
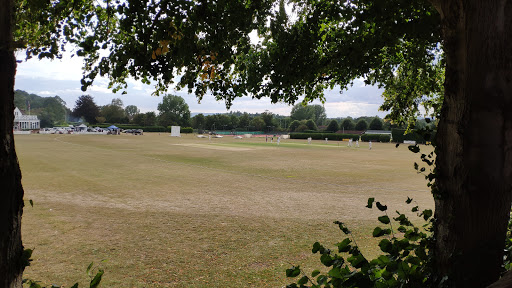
left=290, top=133, right=360, bottom=141
left=361, top=134, right=391, bottom=142
left=391, top=129, right=436, bottom=144
left=180, top=127, right=193, bottom=133
left=303, top=130, right=329, bottom=133
left=95, top=124, right=167, bottom=132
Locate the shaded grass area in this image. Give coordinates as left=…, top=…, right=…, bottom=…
left=16, top=133, right=433, bottom=287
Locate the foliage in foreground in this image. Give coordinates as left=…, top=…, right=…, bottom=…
left=286, top=197, right=434, bottom=288
left=22, top=261, right=104, bottom=288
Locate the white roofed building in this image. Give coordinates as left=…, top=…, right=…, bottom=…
left=14, top=107, right=40, bottom=130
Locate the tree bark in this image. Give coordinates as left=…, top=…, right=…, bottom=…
left=0, top=0, right=25, bottom=287
left=434, top=1, right=512, bottom=287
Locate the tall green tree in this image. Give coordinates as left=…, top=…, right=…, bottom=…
left=261, top=110, right=274, bottom=127
left=230, top=114, right=239, bottom=130
left=325, top=119, right=339, bottom=132
left=305, top=119, right=317, bottom=131
left=238, top=113, right=251, bottom=129
left=288, top=120, right=301, bottom=132
left=72, top=95, right=100, bottom=124
left=290, top=103, right=312, bottom=121
left=143, top=112, right=157, bottom=127
left=310, top=104, right=326, bottom=126
left=341, top=118, right=355, bottom=131
left=157, top=94, right=191, bottom=127
left=369, top=117, right=383, bottom=130
left=355, top=119, right=368, bottom=131
left=125, top=105, right=139, bottom=121
left=3, top=0, right=512, bottom=286
left=250, top=117, right=265, bottom=131
left=101, top=104, right=126, bottom=124
left=192, top=113, right=206, bottom=130
left=39, top=96, right=67, bottom=127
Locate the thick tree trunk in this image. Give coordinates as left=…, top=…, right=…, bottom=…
left=0, top=0, right=25, bottom=287
left=434, top=1, right=512, bottom=287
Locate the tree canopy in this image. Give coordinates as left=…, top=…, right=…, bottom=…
left=72, top=95, right=100, bottom=124
left=5, top=0, right=512, bottom=287
left=157, top=94, right=191, bottom=127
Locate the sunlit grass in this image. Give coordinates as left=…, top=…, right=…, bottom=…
left=16, top=133, right=433, bottom=287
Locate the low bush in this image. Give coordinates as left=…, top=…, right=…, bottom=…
left=286, top=197, right=434, bottom=288
left=360, top=134, right=391, bottom=142
left=391, top=129, right=435, bottom=144
left=379, top=134, right=391, bottom=142
left=290, top=133, right=359, bottom=141
left=181, top=127, right=193, bottom=133
left=95, top=124, right=167, bottom=132
left=360, top=134, right=381, bottom=142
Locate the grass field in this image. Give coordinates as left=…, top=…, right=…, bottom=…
left=15, top=133, right=434, bottom=287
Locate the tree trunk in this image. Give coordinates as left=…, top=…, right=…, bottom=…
left=433, top=1, right=512, bottom=287
left=0, top=0, right=25, bottom=287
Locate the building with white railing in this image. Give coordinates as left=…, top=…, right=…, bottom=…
left=14, top=107, right=40, bottom=130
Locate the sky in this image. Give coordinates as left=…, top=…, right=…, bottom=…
left=14, top=51, right=388, bottom=119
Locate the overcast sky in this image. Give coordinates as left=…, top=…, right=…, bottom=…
left=14, top=52, right=388, bottom=118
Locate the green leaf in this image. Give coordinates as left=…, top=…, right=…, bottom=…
left=328, top=267, right=343, bottom=278
left=373, top=227, right=383, bottom=237
left=379, top=239, right=393, bottom=253
left=422, top=209, right=433, bottom=220
left=406, top=197, right=413, bottom=204
left=412, top=206, right=419, bottom=212
left=86, top=262, right=94, bottom=276
left=377, top=255, right=390, bottom=265
left=297, top=276, right=308, bottom=285
left=311, top=270, right=320, bottom=277
left=378, top=215, right=390, bottom=224
left=347, top=254, right=368, bottom=269
left=408, top=145, right=420, bottom=153
left=376, top=202, right=387, bottom=211
left=312, top=242, right=322, bottom=254
left=320, top=254, right=333, bottom=266
left=334, top=221, right=351, bottom=234
left=90, top=269, right=104, bottom=288
left=366, top=197, right=375, bottom=208
left=397, top=226, right=407, bottom=233
left=286, top=266, right=301, bottom=278
left=386, top=261, right=398, bottom=272
left=382, top=269, right=393, bottom=280
left=336, top=238, right=352, bottom=252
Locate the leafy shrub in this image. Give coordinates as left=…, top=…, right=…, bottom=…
left=286, top=197, right=434, bottom=288
left=306, top=119, right=318, bottom=131
left=181, top=127, right=193, bottom=133
left=96, top=124, right=167, bottom=132
left=326, top=120, right=340, bottom=132
left=379, top=135, right=391, bottom=142
left=296, top=124, right=309, bottom=132
left=289, top=120, right=301, bottom=132
left=360, top=134, right=381, bottom=142
left=290, top=133, right=359, bottom=141
left=304, top=130, right=330, bottom=133
left=391, top=129, right=435, bottom=144
left=361, top=134, right=391, bottom=142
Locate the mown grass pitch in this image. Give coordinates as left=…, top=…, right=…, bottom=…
left=16, top=133, right=433, bottom=287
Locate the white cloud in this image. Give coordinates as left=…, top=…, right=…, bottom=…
left=14, top=50, right=389, bottom=118
left=325, top=102, right=387, bottom=118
